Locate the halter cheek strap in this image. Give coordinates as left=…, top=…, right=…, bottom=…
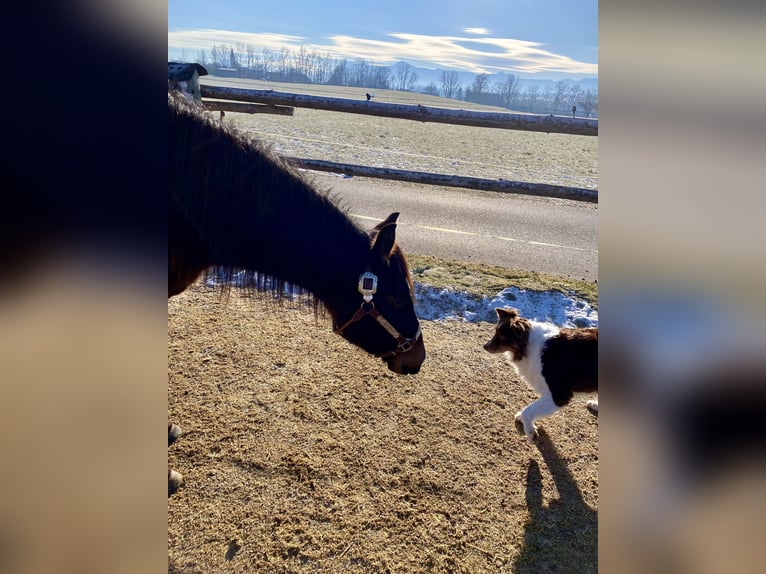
left=333, top=270, right=422, bottom=357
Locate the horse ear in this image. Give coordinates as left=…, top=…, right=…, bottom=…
left=371, top=212, right=399, bottom=261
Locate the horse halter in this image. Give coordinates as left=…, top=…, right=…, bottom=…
left=333, top=270, right=422, bottom=358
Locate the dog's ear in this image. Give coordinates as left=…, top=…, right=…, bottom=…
left=496, top=307, right=518, bottom=319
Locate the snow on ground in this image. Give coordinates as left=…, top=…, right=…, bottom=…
left=206, top=271, right=598, bottom=328
left=415, top=284, right=598, bottom=328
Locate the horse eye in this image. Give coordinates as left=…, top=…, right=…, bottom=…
left=385, top=295, right=401, bottom=309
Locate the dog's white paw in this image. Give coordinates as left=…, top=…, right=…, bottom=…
left=515, top=411, right=538, bottom=442
left=586, top=399, right=598, bottom=415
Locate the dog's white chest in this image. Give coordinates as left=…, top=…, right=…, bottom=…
left=509, top=322, right=559, bottom=396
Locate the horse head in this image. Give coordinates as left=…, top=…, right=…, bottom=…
left=333, top=213, right=426, bottom=375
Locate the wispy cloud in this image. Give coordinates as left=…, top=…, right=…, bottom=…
left=168, top=29, right=597, bottom=76
left=168, top=29, right=306, bottom=52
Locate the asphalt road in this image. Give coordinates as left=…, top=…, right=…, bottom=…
left=313, top=173, right=598, bottom=283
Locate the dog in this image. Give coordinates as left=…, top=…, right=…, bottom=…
left=483, top=307, right=598, bottom=441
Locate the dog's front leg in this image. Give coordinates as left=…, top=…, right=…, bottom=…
left=515, top=394, right=561, bottom=442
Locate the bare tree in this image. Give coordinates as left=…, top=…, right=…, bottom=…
left=395, top=63, right=417, bottom=91
left=465, top=73, right=492, bottom=104
left=552, top=80, right=571, bottom=114
left=315, top=53, right=334, bottom=84
left=303, top=49, right=319, bottom=82
left=328, top=59, right=349, bottom=86
left=245, top=44, right=256, bottom=75
left=578, top=88, right=598, bottom=117
left=495, top=74, right=520, bottom=109
left=525, top=85, right=540, bottom=112
left=293, top=46, right=311, bottom=80
left=235, top=43, right=248, bottom=67
left=262, top=48, right=276, bottom=75
left=566, top=84, right=583, bottom=111
left=422, top=82, right=439, bottom=96
left=542, top=86, right=554, bottom=112
left=471, top=73, right=490, bottom=94
left=209, top=44, right=227, bottom=67
left=439, top=70, right=461, bottom=99
left=369, top=65, right=391, bottom=89
left=277, top=46, right=291, bottom=79
left=349, top=58, right=371, bottom=87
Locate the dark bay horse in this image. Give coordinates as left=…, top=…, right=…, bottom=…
left=168, top=91, right=425, bottom=493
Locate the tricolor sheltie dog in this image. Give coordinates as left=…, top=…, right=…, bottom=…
left=483, top=307, right=598, bottom=441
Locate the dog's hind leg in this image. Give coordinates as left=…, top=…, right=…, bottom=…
left=515, top=394, right=561, bottom=442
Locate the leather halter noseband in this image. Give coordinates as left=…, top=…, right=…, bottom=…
left=333, top=270, right=422, bottom=358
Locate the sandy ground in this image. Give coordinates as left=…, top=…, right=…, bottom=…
left=168, top=286, right=598, bottom=573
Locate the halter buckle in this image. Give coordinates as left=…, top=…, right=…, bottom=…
left=358, top=271, right=378, bottom=303
left=398, top=340, right=414, bottom=353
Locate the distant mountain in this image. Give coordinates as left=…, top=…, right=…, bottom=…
left=390, top=61, right=597, bottom=92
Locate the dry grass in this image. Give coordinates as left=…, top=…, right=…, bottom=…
left=168, top=286, right=598, bottom=573
left=201, top=78, right=598, bottom=191
left=408, top=254, right=598, bottom=308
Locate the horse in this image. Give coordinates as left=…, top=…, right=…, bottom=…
left=168, top=90, right=426, bottom=494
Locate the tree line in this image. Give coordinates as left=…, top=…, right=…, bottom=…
left=189, top=44, right=598, bottom=117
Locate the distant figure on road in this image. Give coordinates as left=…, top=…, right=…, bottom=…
left=572, top=105, right=577, bottom=118
left=366, top=92, right=374, bottom=101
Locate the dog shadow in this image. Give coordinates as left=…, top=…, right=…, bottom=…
left=511, top=429, right=598, bottom=574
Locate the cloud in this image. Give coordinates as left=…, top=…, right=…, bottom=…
left=168, top=29, right=305, bottom=52
left=323, top=33, right=597, bottom=75
left=168, top=29, right=597, bottom=76
left=462, top=28, right=490, bottom=35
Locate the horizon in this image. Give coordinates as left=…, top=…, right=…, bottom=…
left=168, top=0, right=598, bottom=83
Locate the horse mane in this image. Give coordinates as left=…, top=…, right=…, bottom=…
left=169, top=88, right=368, bottom=316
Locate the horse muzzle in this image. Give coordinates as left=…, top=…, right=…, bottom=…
left=383, top=333, right=426, bottom=375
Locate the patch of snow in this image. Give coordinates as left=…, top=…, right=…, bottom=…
left=414, top=284, right=598, bottom=328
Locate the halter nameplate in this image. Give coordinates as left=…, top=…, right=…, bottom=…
left=358, top=271, right=378, bottom=303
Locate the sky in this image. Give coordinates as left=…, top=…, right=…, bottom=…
left=168, top=0, right=598, bottom=81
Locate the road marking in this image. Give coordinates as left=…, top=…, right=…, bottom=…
left=351, top=214, right=383, bottom=222
left=351, top=214, right=596, bottom=253
left=418, top=225, right=479, bottom=236
left=528, top=240, right=594, bottom=252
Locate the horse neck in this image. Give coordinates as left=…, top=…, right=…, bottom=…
left=209, top=164, right=370, bottom=308
left=244, top=195, right=371, bottom=309
left=170, top=104, right=370, bottom=308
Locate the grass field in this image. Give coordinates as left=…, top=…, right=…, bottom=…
left=201, top=77, right=598, bottom=191
left=168, top=286, right=598, bottom=574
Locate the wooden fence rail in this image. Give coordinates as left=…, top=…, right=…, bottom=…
left=200, top=85, right=598, bottom=137
left=203, top=100, right=294, bottom=116
left=288, top=158, right=598, bottom=203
